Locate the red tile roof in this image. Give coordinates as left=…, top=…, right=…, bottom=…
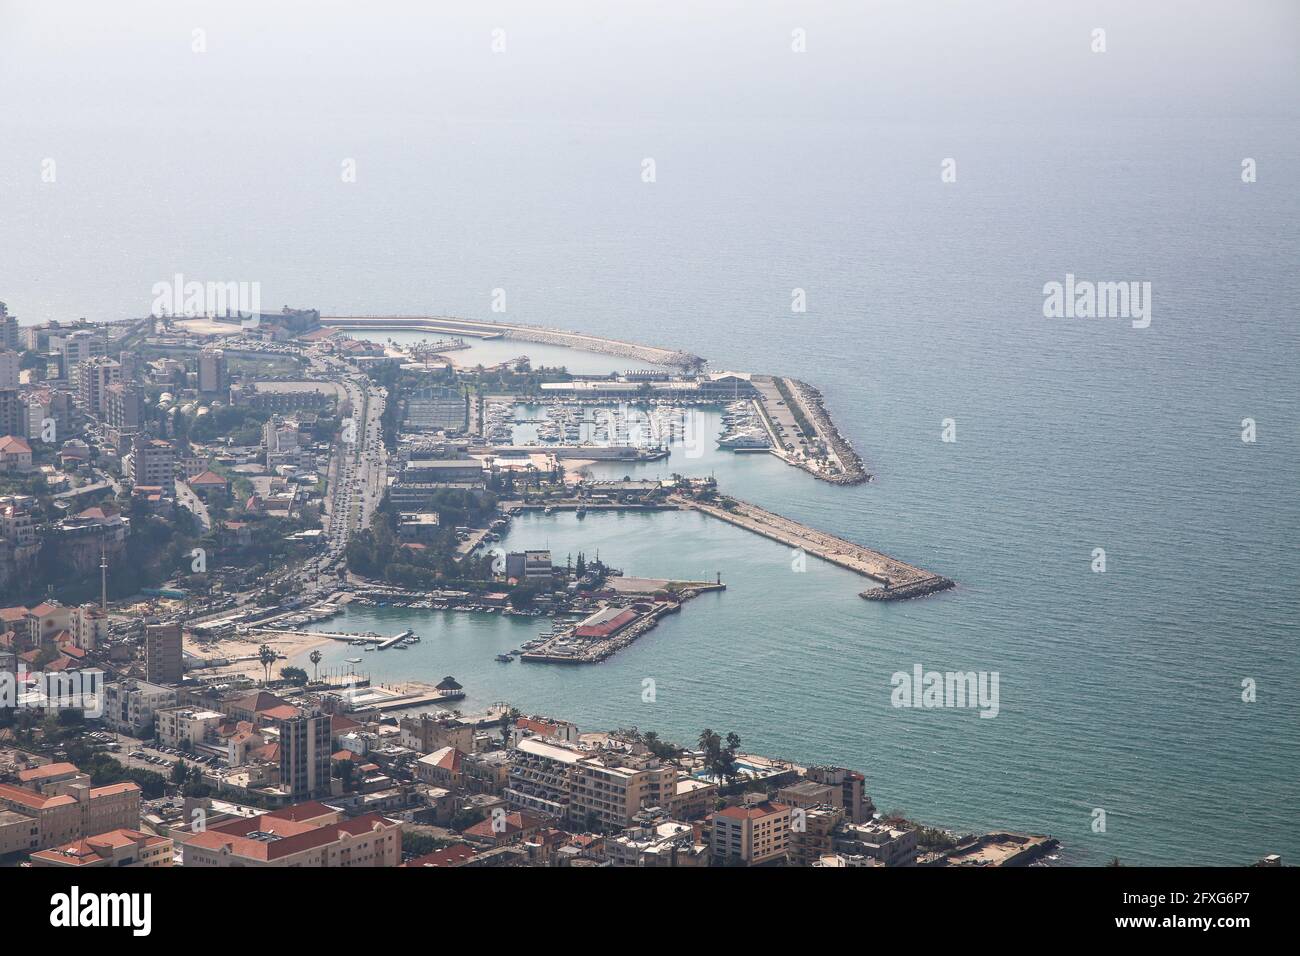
left=16, top=762, right=81, bottom=783
left=464, top=810, right=547, bottom=840
left=186, top=810, right=394, bottom=862
left=716, top=801, right=790, bottom=821
left=401, top=843, right=476, bottom=867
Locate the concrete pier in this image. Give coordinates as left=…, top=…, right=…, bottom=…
left=677, top=496, right=953, bottom=600
left=750, top=376, right=871, bottom=485
left=320, top=315, right=704, bottom=369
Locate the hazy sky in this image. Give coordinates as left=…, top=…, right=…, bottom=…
left=2, top=0, right=1298, bottom=135
left=2, top=0, right=1297, bottom=323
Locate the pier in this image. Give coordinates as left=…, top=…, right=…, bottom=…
left=750, top=376, right=871, bottom=485
left=247, top=627, right=411, bottom=646
left=677, top=496, right=953, bottom=600
left=320, top=315, right=704, bottom=369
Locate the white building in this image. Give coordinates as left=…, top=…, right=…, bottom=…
left=155, top=707, right=224, bottom=748
left=102, top=680, right=177, bottom=736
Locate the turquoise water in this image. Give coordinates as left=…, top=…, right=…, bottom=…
left=3, top=4, right=1297, bottom=864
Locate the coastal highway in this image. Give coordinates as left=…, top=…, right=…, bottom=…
left=309, top=350, right=386, bottom=587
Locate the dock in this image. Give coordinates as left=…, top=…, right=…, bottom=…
left=248, top=628, right=412, bottom=646
left=375, top=629, right=415, bottom=650
left=677, top=495, right=953, bottom=600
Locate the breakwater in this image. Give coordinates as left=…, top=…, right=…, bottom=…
left=320, top=315, right=704, bottom=369
left=677, top=495, right=953, bottom=600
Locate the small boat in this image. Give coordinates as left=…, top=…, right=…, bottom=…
left=576, top=505, right=587, bottom=519
left=495, top=654, right=514, bottom=663
left=364, top=646, right=375, bottom=652
left=345, top=657, right=362, bottom=664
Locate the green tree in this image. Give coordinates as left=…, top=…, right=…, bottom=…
left=258, top=644, right=277, bottom=684
left=501, top=706, right=521, bottom=746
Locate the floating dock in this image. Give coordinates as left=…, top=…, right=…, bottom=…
left=677, top=496, right=953, bottom=600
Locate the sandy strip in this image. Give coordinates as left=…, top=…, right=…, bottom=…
left=184, top=632, right=335, bottom=682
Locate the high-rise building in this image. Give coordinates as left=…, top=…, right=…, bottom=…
left=59, top=330, right=105, bottom=381
left=279, top=712, right=332, bottom=800
left=117, top=350, right=140, bottom=382
left=805, top=766, right=872, bottom=823
left=0, top=304, right=18, bottom=350
left=105, top=381, right=143, bottom=434
left=76, top=357, right=120, bottom=419
left=144, top=623, right=183, bottom=684
left=197, top=349, right=226, bottom=395
left=710, top=799, right=792, bottom=866
left=0, top=350, right=19, bottom=389
left=125, top=436, right=175, bottom=487
left=0, top=389, right=23, bottom=439
left=70, top=604, right=109, bottom=652
left=21, top=388, right=68, bottom=442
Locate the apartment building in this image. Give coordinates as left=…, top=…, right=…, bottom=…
left=30, top=828, right=173, bottom=867
left=125, top=436, right=176, bottom=487
left=461, top=750, right=511, bottom=794
left=104, top=381, right=143, bottom=436
left=144, top=623, right=183, bottom=684
left=806, top=765, right=871, bottom=823
left=181, top=804, right=400, bottom=867
left=15, top=762, right=90, bottom=795
left=833, top=819, right=919, bottom=867
left=0, top=350, right=17, bottom=389
left=197, top=348, right=226, bottom=395
left=671, top=777, right=718, bottom=821
left=416, top=746, right=465, bottom=788
left=69, top=604, right=108, bottom=652
left=103, top=679, right=177, bottom=735
left=0, top=781, right=141, bottom=852
left=788, top=806, right=845, bottom=866
left=398, top=712, right=475, bottom=753
left=155, top=706, right=224, bottom=749
left=506, top=736, right=680, bottom=829
left=0, top=435, right=32, bottom=473
left=710, top=799, right=792, bottom=866
left=0, top=390, right=22, bottom=443
left=279, top=712, right=332, bottom=800
left=606, top=816, right=708, bottom=867
left=505, top=735, right=579, bottom=821
left=570, top=750, right=677, bottom=830
left=76, top=357, right=120, bottom=419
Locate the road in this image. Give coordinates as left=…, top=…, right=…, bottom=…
left=300, top=351, right=387, bottom=590
left=174, top=478, right=212, bottom=531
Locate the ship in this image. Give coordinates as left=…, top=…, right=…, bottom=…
left=495, top=653, right=514, bottom=663
left=717, top=429, right=772, bottom=451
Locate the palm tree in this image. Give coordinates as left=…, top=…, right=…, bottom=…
left=309, top=649, right=322, bottom=682
left=257, top=644, right=277, bottom=685
left=502, top=706, right=521, bottom=746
